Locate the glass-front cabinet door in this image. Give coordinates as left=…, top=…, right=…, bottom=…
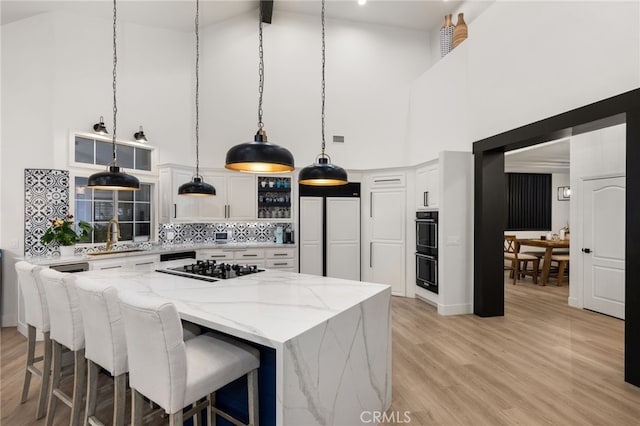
left=257, top=176, right=291, bottom=220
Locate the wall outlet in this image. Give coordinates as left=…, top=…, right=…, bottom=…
left=446, top=236, right=461, bottom=246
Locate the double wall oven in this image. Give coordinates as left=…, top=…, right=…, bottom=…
left=416, top=211, right=438, bottom=293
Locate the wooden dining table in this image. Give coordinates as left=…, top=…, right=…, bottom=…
left=517, top=238, right=570, bottom=285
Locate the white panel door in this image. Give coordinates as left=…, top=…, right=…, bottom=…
left=198, top=173, right=227, bottom=219
left=299, top=197, right=323, bottom=276
left=227, top=175, right=256, bottom=220
left=583, top=177, right=626, bottom=319
left=326, top=198, right=360, bottom=280
left=371, top=190, right=405, bottom=242
left=172, top=169, right=199, bottom=219
left=370, top=242, right=404, bottom=295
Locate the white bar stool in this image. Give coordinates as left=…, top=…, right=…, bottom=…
left=40, top=268, right=86, bottom=426
left=15, top=261, right=52, bottom=419
left=118, top=291, right=260, bottom=426
left=75, top=277, right=129, bottom=426
left=74, top=277, right=203, bottom=426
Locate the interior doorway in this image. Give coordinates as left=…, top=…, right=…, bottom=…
left=472, top=88, right=640, bottom=386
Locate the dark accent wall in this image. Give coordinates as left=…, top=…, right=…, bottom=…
left=473, top=88, right=640, bottom=387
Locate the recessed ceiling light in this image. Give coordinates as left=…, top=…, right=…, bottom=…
left=358, top=0, right=366, bottom=5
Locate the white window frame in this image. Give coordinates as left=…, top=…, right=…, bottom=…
left=68, top=131, right=160, bottom=245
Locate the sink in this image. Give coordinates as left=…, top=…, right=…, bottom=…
left=86, top=249, right=146, bottom=256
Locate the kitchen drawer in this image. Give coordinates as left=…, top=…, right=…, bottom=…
left=265, top=247, right=296, bottom=259
left=90, top=258, right=126, bottom=270
left=131, top=255, right=159, bottom=271
left=232, top=249, right=265, bottom=261
left=265, top=259, right=295, bottom=269
left=369, top=173, right=405, bottom=188
left=197, top=250, right=234, bottom=261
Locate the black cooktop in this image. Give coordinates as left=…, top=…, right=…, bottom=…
left=156, top=260, right=264, bottom=282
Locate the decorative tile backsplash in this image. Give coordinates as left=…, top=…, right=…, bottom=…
left=158, top=222, right=292, bottom=246
left=24, top=169, right=70, bottom=256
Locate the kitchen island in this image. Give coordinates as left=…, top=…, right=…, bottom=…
left=77, top=268, right=392, bottom=425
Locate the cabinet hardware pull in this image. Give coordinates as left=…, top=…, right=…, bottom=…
left=136, top=262, right=154, bottom=266
left=273, top=253, right=288, bottom=256
left=273, top=262, right=288, bottom=266
left=227, top=205, right=231, bottom=218
left=370, top=242, right=373, bottom=267
left=374, top=178, right=401, bottom=183
left=174, top=204, right=177, bottom=219
left=242, top=254, right=258, bottom=257
left=424, top=191, right=429, bottom=207
left=369, top=193, right=373, bottom=218
left=210, top=255, right=226, bottom=258
left=102, top=266, right=122, bottom=270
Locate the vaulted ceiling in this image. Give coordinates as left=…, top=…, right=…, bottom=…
left=1, top=0, right=469, bottom=33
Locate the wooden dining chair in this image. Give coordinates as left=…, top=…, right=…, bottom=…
left=549, top=254, right=570, bottom=286
left=504, top=235, right=540, bottom=285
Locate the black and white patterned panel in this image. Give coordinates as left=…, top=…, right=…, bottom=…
left=24, top=169, right=69, bottom=256
left=158, top=222, right=286, bottom=246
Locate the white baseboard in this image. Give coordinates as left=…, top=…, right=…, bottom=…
left=568, top=296, right=581, bottom=309
left=437, top=303, right=473, bottom=316
left=2, top=313, right=17, bottom=328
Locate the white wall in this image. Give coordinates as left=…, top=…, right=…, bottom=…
left=0, top=9, right=432, bottom=326
left=198, top=10, right=431, bottom=171
left=409, top=1, right=640, bottom=164
left=569, top=124, right=626, bottom=309
left=1, top=12, right=192, bottom=326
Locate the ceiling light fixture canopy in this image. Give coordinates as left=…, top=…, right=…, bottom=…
left=299, top=0, right=348, bottom=186
left=93, top=116, right=108, bottom=135
left=88, top=0, right=140, bottom=191
left=179, top=0, right=215, bottom=197
left=133, top=125, right=148, bottom=142
left=225, top=2, right=294, bottom=173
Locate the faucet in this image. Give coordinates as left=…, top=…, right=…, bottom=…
left=106, top=218, right=121, bottom=251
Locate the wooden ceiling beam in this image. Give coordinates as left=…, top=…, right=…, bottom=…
left=261, top=0, right=274, bottom=24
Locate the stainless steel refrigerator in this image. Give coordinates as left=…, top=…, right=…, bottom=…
left=299, top=183, right=361, bottom=280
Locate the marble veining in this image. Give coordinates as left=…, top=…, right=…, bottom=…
left=73, top=268, right=391, bottom=425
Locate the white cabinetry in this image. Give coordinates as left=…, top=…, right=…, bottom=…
left=197, top=246, right=296, bottom=271
left=159, top=166, right=256, bottom=222
left=265, top=247, right=296, bottom=271
left=90, top=254, right=160, bottom=271
left=364, top=173, right=406, bottom=296
left=415, top=163, right=439, bottom=210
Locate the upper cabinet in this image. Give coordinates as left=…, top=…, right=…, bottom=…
left=415, top=163, right=439, bottom=210
left=158, top=166, right=256, bottom=223
left=257, top=176, right=292, bottom=220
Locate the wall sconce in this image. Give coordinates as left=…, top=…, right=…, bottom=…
left=93, top=116, right=108, bottom=135
left=557, top=186, right=570, bottom=201
left=134, top=125, right=148, bottom=143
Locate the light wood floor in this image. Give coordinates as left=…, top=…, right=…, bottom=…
left=3, top=277, right=640, bottom=425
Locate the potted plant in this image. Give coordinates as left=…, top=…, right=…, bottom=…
left=41, top=214, right=92, bottom=256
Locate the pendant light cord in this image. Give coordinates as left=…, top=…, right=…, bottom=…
left=111, top=0, right=118, bottom=165
left=195, top=0, right=201, bottom=177
left=257, top=5, right=264, bottom=130
left=321, top=0, right=326, bottom=157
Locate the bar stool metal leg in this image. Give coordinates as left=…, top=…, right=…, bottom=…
left=46, top=340, right=63, bottom=426
left=21, top=325, right=37, bottom=404
left=248, top=369, right=259, bottom=426
left=37, top=332, right=52, bottom=419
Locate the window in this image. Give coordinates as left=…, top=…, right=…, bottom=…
left=74, top=177, right=152, bottom=243
left=505, top=173, right=551, bottom=231
left=74, top=136, right=152, bottom=171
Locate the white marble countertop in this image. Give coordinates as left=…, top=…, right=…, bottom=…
left=76, top=268, right=389, bottom=347
left=24, top=242, right=297, bottom=266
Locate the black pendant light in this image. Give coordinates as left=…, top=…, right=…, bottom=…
left=178, top=0, right=216, bottom=197
left=299, top=0, right=347, bottom=186
left=225, top=2, right=294, bottom=173
left=88, top=0, right=140, bottom=191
